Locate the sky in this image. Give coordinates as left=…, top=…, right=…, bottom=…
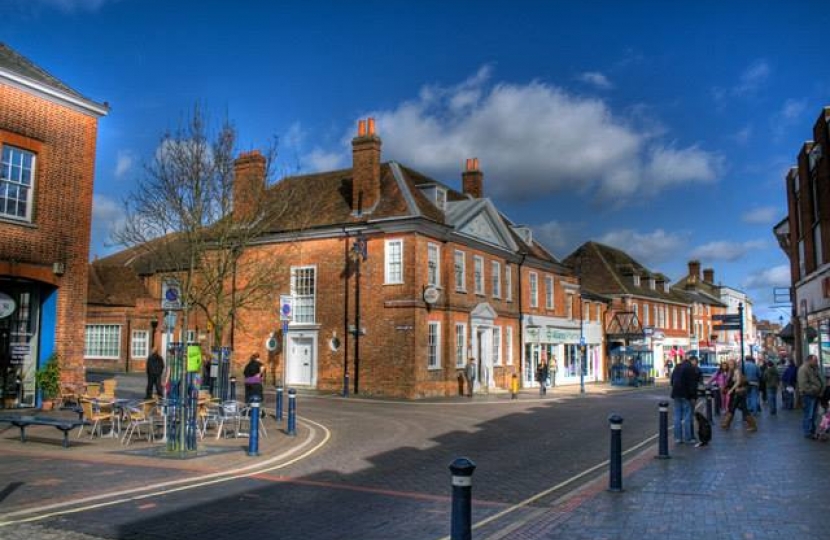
left=2, top=0, right=829, bottom=322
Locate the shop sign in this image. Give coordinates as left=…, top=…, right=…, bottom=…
left=0, top=292, right=15, bottom=319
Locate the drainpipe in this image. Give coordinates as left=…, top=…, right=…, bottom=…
left=517, top=252, right=527, bottom=384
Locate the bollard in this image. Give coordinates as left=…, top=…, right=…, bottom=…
left=510, top=373, right=519, bottom=400
left=247, top=396, right=261, bottom=456
left=705, top=388, right=714, bottom=423
left=608, top=414, right=624, bottom=492
left=657, top=401, right=670, bottom=459
left=343, top=373, right=350, bottom=398
left=449, top=457, right=476, bottom=540
left=287, top=388, right=297, bottom=436
left=229, top=376, right=237, bottom=402
left=276, top=386, right=284, bottom=422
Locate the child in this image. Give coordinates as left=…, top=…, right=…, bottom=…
left=817, top=408, right=830, bottom=441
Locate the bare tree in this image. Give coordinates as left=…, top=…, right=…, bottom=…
left=112, top=105, right=300, bottom=348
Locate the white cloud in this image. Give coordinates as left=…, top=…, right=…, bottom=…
left=305, top=148, right=346, bottom=172
left=114, top=150, right=134, bottom=179
left=690, top=239, right=767, bottom=261
left=90, top=193, right=125, bottom=257
left=597, top=228, right=688, bottom=267
left=742, top=264, right=790, bottom=289
left=311, top=68, right=723, bottom=204
left=780, top=98, right=807, bottom=121
left=732, top=125, right=752, bottom=145
left=733, top=60, right=770, bottom=96
left=741, top=206, right=779, bottom=225
left=577, top=72, right=613, bottom=90
left=532, top=220, right=582, bottom=258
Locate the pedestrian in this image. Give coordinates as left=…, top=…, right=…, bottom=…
left=797, top=354, right=825, bottom=439
left=781, top=359, right=797, bottom=410
left=536, top=359, right=549, bottom=396
left=243, top=352, right=265, bottom=404
left=708, top=362, right=730, bottom=416
left=722, top=358, right=757, bottom=432
left=763, top=359, right=780, bottom=415
left=145, top=347, right=165, bottom=399
left=743, top=356, right=761, bottom=414
left=465, top=358, right=476, bottom=398
left=670, top=355, right=697, bottom=444
left=549, top=355, right=557, bottom=387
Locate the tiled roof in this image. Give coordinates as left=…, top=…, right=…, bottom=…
left=0, top=42, right=91, bottom=102
left=87, top=264, right=149, bottom=306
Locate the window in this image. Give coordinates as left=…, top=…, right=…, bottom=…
left=131, top=330, right=149, bottom=359
left=545, top=276, right=554, bottom=309
left=672, top=307, right=678, bottom=329
left=643, top=303, right=650, bottom=326
left=454, top=250, right=466, bottom=292
left=681, top=309, right=686, bottom=330
left=186, top=329, right=197, bottom=343
left=633, top=274, right=640, bottom=286
left=505, top=265, right=513, bottom=301
left=583, top=300, right=590, bottom=321
left=428, top=321, right=441, bottom=369
left=492, top=261, right=501, bottom=298
left=291, top=266, right=317, bottom=323
left=455, top=323, right=467, bottom=367
left=653, top=305, right=659, bottom=328
left=474, top=256, right=484, bottom=294
left=493, top=327, right=502, bottom=366
left=505, top=326, right=513, bottom=365
left=530, top=272, right=538, bottom=308
left=596, top=303, right=602, bottom=322
left=633, top=303, right=639, bottom=321
left=566, top=293, right=573, bottom=319
left=385, top=239, right=404, bottom=284
left=0, top=145, right=35, bottom=221
left=85, top=324, right=121, bottom=359
left=427, top=243, right=440, bottom=287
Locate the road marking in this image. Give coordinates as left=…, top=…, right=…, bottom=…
left=433, top=432, right=659, bottom=540
left=0, top=416, right=331, bottom=527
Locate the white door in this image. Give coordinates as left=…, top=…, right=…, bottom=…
left=287, top=337, right=314, bottom=386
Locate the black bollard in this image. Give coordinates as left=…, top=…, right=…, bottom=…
left=657, top=401, right=670, bottom=459
left=276, top=386, right=283, bottom=422
left=449, top=457, right=476, bottom=540
left=705, top=388, right=714, bottom=423
left=608, top=414, right=624, bottom=492
left=287, top=388, right=297, bottom=436
left=229, top=376, right=237, bottom=402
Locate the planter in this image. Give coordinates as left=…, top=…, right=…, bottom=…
left=40, top=399, right=55, bottom=411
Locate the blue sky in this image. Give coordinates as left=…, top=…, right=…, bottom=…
left=3, top=0, right=829, bottom=322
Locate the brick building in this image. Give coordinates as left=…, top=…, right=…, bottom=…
left=0, top=43, right=108, bottom=407
left=671, top=260, right=728, bottom=369
left=775, top=106, right=830, bottom=365
left=88, top=119, right=602, bottom=398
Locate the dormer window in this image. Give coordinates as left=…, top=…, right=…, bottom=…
left=649, top=278, right=656, bottom=290
left=633, top=274, right=640, bottom=286
left=418, top=184, right=447, bottom=211
left=512, top=226, right=532, bottom=244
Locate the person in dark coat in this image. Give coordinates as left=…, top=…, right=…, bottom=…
left=145, top=348, right=165, bottom=399
left=243, top=353, right=264, bottom=403
left=536, top=359, right=549, bottom=396
left=670, top=356, right=698, bottom=444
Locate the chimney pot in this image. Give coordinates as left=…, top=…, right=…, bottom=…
left=367, top=117, right=375, bottom=136
left=358, top=119, right=367, bottom=137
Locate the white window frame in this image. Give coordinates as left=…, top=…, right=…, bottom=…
left=427, top=242, right=440, bottom=287
left=428, top=321, right=441, bottom=369
left=643, top=303, right=650, bottom=326
left=493, top=326, right=502, bottom=366
left=545, top=276, right=554, bottom=309
left=473, top=256, right=484, bottom=295
left=385, top=239, right=404, bottom=284
left=454, top=250, right=466, bottom=292
left=455, top=323, right=467, bottom=368
left=529, top=272, right=538, bottom=308
left=131, top=330, right=150, bottom=359
left=505, top=326, right=514, bottom=365
left=186, top=329, right=197, bottom=344
left=505, top=265, right=513, bottom=302
left=85, top=324, right=122, bottom=359
left=0, top=145, right=36, bottom=222
left=492, top=261, right=501, bottom=298
left=566, top=293, right=573, bottom=319
left=291, top=265, right=317, bottom=323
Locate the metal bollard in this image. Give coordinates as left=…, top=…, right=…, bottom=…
left=276, top=386, right=284, bottom=422
left=705, top=388, right=714, bottom=423
left=608, top=414, right=624, bottom=492
left=657, top=401, right=670, bottom=459
left=287, top=388, right=297, bottom=436
left=449, top=457, right=476, bottom=540
left=247, top=396, right=261, bottom=457
left=229, top=376, right=237, bottom=402
left=343, top=373, right=349, bottom=398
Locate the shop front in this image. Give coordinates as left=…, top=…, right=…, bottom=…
left=522, top=315, right=603, bottom=388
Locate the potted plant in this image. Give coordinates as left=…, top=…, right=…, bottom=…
left=35, top=353, right=62, bottom=410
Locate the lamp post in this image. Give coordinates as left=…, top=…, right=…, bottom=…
left=526, top=318, right=540, bottom=391
left=350, top=234, right=368, bottom=395
left=579, top=294, right=585, bottom=394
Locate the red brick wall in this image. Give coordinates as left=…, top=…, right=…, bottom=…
left=0, top=84, right=101, bottom=385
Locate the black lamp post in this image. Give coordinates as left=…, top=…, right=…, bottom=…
left=350, top=234, right=368, bottom=395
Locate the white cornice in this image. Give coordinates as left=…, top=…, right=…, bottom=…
left=0, top=68, right=109, bottom=117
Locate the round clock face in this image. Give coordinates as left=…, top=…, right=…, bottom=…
left=165, top=288, right=179, bottom=302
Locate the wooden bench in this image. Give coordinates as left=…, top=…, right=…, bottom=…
left=0, top=415, right=88, bottom=448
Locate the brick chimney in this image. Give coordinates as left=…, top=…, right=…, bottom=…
left=703, top=268, right=714, bottom=284
left=233, top=150, right=266, bottom=222
left=462, top=157, right=483, bottom=198
left=688, top=260, right=701, bottom=284
left=351, top=117, right=382, bottom=215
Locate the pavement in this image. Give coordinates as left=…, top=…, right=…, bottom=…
left=0, top=376, right=827, bottom=539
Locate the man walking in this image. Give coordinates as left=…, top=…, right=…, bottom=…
left=798, top=354, right=825, bottom=439
left=465, top=358, right=476, bottom=398
left=145, top=347, right=165, bottom=399
left=744, top=356, right=761, bottom=414
left=671, top=355, right=697, bottom=444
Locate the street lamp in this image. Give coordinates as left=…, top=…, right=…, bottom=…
left=579, top=294, right=585, bottom=394
left=350, top=234, right=368, bottom=395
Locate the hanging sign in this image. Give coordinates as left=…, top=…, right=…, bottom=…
left=0, top=292, right=15, bottom=319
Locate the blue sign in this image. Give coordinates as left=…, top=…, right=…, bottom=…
left=580, top=336, right=586, bottom=347
left=282, top=321, right=289, bottom=336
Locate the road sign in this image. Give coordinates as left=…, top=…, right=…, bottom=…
left=713, top=323, right=741, bottom=331
left=712, top=314, right=741, bottom=323
left=161, top=278, right=182, bottom=310
left=280, top=294, right=293, bottom=322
